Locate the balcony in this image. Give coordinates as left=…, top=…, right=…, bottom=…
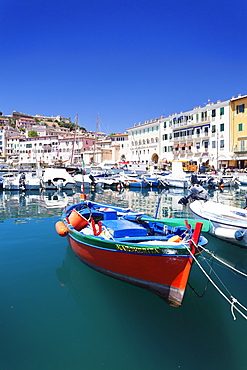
left=234, top=145, right=247, bottom=154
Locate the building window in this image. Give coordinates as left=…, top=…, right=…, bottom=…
left=212, top=141, right=216, bottom=149
left=220, top=107, right=224, bottom=115
left=212, top=109, right=216, bottom=117
left=164, top=122, right=166, bottom=128
left=238, top=123, right=243, bottom=131
left=240, top=140, right=245, bottom=151
left=212, top=125, right=216, bottom=133
left=220, top=123, right=224, bottom=132
left=237, top=104, right=245, bottom=114
left=220, top=140, right=224, bottom=148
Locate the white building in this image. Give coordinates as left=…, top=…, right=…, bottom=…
left=167, top=99, right=231, bottom=169
left=5, top=133, right=95, bottom=166
left=127, top=118, right=163, bottom=167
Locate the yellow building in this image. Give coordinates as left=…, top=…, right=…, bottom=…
left=230, top=94, right=247, bottom=169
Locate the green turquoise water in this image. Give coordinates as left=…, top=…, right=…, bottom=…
left=0, top=188, right=247, bottom=370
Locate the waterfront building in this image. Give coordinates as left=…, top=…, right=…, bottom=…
left=110, top=133, right=129, bottom=163
left=230, top=94, right=247, bottom=169
left=5, top=133, right=95, bottom=166
left=125, top=98, right=234, bottom=171
left=168, top=99, right=231, bottom=170
left=2, top=92, right=247, bottom=170
left=127, top=118, right=163, bottom=167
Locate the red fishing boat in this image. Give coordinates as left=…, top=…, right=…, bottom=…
left=56, top=201, right=209, bottom=306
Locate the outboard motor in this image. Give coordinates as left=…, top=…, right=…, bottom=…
left=207, top=176, right=217, bottom=189
left=178, top=184, right=208, bottom=205
left=89, top=174, right=96, bottom=188
left=19, top=173, right=26, bottom=191
left=190, top=174, right=202, bottom=186
left=188, top=184, right=208, bottom=201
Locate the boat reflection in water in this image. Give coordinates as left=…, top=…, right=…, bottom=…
left=0, top=189, right=87, bottom=219
left=55, top=244, right=244, bottom=369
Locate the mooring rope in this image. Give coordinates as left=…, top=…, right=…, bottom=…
left=187, top=240, right=247, bottom=320
left=200, top=246, right=247, bottom=278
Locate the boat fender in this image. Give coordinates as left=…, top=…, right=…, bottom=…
left=55, top=221, right=69, bottom=237
left=235, top=229, right=245, bottom=241
left=214, top=227, right=245, bottom=241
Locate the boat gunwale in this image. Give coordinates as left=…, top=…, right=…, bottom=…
left=190, top=201, right=247, bottom=228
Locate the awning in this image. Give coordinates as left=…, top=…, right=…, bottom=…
left=234, top=156, right=247, bottom=160
left=179, top=143, right=186, bottom=148
left=218, top=155, right=233, bottom=160
left=173, top=144, right=179, bottom=148
left=187, top=142, right=193, bottom=146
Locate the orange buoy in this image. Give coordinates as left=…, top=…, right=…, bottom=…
left=80, top=193, right=87, bottom=200
left=55, top=221, right=69, bottom=237
left=68, top=209, right=89, bottom=231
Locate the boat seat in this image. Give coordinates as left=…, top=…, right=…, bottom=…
left=101, top=219, right=148, bottom=238
left=117, top=235, right=171, bottom=242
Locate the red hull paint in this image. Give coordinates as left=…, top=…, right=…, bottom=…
left=68, top=236, right=193, bottom=306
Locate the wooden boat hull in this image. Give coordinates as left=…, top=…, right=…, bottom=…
left=67, top=233, right=194, bottom=307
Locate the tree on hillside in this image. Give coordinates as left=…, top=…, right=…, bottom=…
left=28, top=130, right=38, bottom=137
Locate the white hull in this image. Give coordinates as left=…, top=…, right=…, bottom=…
left=164, top=179, right=189, bottom=188
left=41, top=168, right=76, bottom=191
left=189, top=200, right=247, bottom=247
left=3, top=173, right=41, bottom=191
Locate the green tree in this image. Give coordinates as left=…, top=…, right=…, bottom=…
left=28, top=130, right=38, bottom=137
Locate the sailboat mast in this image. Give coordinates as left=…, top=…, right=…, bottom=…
left=71, top=114, right=78, bottom=165
left=93, top=114, right=99, bottom=164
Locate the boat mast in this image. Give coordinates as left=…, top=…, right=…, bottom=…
left=93, top=114, right=99, bottom=164
left=71, top=114, right=78, bottom=165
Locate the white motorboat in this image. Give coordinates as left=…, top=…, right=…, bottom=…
left=41, top=168, right=76, bottom=190
left=189, top=199, right=247, bottom=247
left=73, top=173, right=102, bottom=189
left=159, top=161, right=190, bottom=188
left=3, top=172, right=41, bottom=191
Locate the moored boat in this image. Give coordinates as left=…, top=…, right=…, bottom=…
left=56, top=200, right=208, bottom=306
left=189, top=199, right=247, bottom=247
left=41, top=168, right=76, bottom=190
left=2, top=172, right=41, bottom=191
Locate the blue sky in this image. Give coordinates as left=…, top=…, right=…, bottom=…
left=1, top=0, right=247, bottom=134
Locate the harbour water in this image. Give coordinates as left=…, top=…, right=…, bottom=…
left=1, top=187, right=247, bottom=370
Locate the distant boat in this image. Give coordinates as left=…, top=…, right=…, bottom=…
left=41, top=168, right=76, bottom=191
left=2, top=172, right=41, bottom=191
left=159, top=161, right=190, bottom=188
left=56, top=200, right=208, bottom=307
left=73, top=173, right=102, bottom=189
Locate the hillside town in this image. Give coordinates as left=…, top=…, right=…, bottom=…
left=1, top=92, right=247, bottom=171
